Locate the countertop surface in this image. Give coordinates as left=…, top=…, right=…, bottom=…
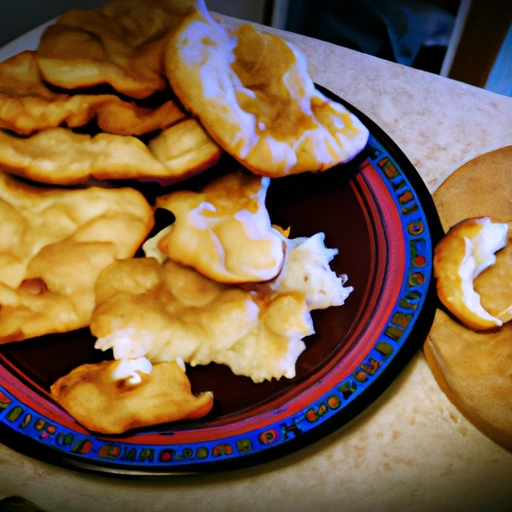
left=0, top=15, right=511, bottom=512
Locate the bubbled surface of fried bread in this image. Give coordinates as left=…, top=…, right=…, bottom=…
left=426, top=145, right=512, bottom=451
left=154, top=170, right=286, bottom=283
left=0, top=172, right=153, bottom=343
left=51, top=360, right=213, bottom=434
left=166, top=12, right=369, bottom=177
left=0, top=121, right=221, bottom=185
left=92, top=233, right=351, bottom=383
left=36, top=0, right=198, bottom=98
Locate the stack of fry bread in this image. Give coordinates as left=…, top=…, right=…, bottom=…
left=0, top=0, right=369, bottom=433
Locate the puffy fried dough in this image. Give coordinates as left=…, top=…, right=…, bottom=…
left=166, top=14, right=369, bottom=176
left=147, top=118, right=223, bottom=181
left=153, top=170, right=285, bottom=283
left=426, top=145, right=512, bottom=451
left=51, top=360, right=213, bottom=434
left=0, top=51, right=186, bottom=135
left=36, top=0, right=196, bottom=98
left=92, top=234, right=352, bottom=383
left=0, top=172, right=153, bottom=343
left=425, top=309, right=512, bottom=451
left=0, top=120, right=221, bottom=185
left=476, top=223, right=512, bottom=323
left=94, top=99, right=185, bottom=137
left=433, top=217, right=509, bottom=330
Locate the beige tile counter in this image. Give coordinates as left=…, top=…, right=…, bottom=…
left=0, top=16, right=511, bottom=512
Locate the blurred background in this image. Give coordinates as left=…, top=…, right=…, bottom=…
left=0, top=0, right=510, bottom=97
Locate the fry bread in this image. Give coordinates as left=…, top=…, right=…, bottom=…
left=0, top=171, right=153, bottom=343
left=153, top=170, right=285, bottom=283
left=51, top=360, right=213, bottom=434
left=0, top=120, right=221, bottom=185
left=36, top=0, right=196, bottom=98
left=425, top=310, right=512, bottom=451
left=426, top=145, right=512, bottom=450
left=92, top=234, right=351, bottom=383
left=0, top=51, right=186, bottom=136
left=166, top=14, right=369, bottom=176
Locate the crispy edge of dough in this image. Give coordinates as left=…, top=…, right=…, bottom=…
left=0, top=120, right=221, bottom=185
left=50, top=360, right=214, bottom=434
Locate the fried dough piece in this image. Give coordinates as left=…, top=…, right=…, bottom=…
left=166, top=12, right=369, bottom=177
left=0, top=51, right=186, bottom=136
left=92, top=234, right=352, bottom=382
left=0, top=172, right=153, bottom=343
left=425, top=145, right=512, bottom=451
left=476, top=223, right=512, bottom=323
left=51, top=360, right=213, bottom=434
left=432, top=144, right=512, bottom=329
left=153, top=170, right=285, bottom=283
left=95, top=99, right=185, bottom=137
left=0, top=120, right=221, bottom=185
left=425, top=309, right=512, bottom=451
left=36, top=0, right=196, bottom=98
left=433, top=217, right=509, bottom=330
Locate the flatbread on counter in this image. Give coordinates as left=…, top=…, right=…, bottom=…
left=153, top=170, right=286, bottom=283
left=433, top=145, right=512, bottom=231
left=426, top=145, right=512, bottom=451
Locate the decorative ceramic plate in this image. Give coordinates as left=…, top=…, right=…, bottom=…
left=0, top=31, right=442, bottom=475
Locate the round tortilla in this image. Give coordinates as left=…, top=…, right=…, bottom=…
left=425, top=310, right=512, bottom=451
left=434, top=145, right=512, bottom=231
left=427, top=145, right=512, bottom=451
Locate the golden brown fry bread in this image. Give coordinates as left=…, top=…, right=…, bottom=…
left=51, top=360, right=213, bottom=434
left=36, top=0, right=197, bottom=98
left=0, top=172, right=153, bottom=343
left=146, top=118, right=223, bottom=181
left=0, top=51, right=186, bottom=135
left=425, top=145, right=512, bottom=450
left=92, top=234, right=352, bottom=383
left=166, top=14, right=369, bottom=177
left=425, top=309, right=512, bottom=451
left=0, top=120, right=221, bottom=185
left=476, top=222, right=512, bottom=323
left=153, top=170, right=285, bottom=283
left=433, top=217, right=509, bottom=331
